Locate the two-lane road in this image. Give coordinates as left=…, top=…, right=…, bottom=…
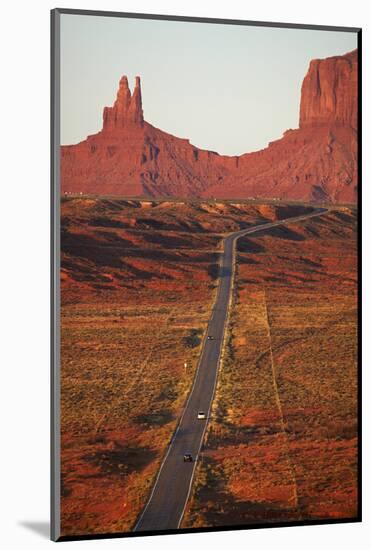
left=135, top=208, right=327, bottom=533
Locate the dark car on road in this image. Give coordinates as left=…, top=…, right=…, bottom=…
left=207, top=335, right=214, bottom=340
left=183, top=453, right=193, bottom=462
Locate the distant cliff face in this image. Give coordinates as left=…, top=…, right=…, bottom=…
left=61, top=75, right=237, bottom=197
left=299, top=50, right=357, bottom=129
left=61, top=50, right=358, bottom=203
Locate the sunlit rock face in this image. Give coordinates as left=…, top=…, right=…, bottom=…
left=299, top=50, right=357, bottom=130
left=61, top=50, right=358, bottom=204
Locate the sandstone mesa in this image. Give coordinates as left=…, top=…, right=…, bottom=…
left=61, top=50, right=358, bottom=203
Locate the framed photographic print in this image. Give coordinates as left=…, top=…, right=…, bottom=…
left=51, top=8, right=361, bottom=541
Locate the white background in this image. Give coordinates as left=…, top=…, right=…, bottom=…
left=0, top=0, right=368, bottom=548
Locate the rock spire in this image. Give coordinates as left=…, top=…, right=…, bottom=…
left=103, top=75, right=144, bottom=129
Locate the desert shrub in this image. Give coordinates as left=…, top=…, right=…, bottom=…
left=184, top=328, right=203, bottom=348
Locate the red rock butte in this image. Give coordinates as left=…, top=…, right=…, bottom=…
left=103, top=76, right=144, bottom=129
left=61, top=50, right=358, bottom=203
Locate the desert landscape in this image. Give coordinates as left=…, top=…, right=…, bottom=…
left=58, top=42, right=359, bottom=537
left=61, top=50, right=357, bottom=203
left=60, top=199, right=357, bottom=535
left=182, top=207, right=357, bottom=527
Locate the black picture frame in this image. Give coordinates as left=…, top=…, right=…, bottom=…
left=51, top=8, right=362, bottom=542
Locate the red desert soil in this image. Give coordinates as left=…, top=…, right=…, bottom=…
left=182, top=208, right=358, bottom=528
left=61, top=50, right=357, bottom=203
left=60, top=198, right=318, bottom=535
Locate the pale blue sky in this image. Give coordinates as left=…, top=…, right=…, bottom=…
left=60, top=14, right=357, bottom=155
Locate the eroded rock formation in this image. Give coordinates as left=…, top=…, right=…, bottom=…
left=299, top=50, right=357, bottom=129
left=103, top=76, right=144, bottom=129
left=61, top=50, right=358, bottom=203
